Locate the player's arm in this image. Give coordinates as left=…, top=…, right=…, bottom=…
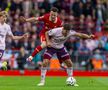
left=74, top=33, right=94, bottom=39
left=10, top=33, right=29, bottom=40
left=25, top=17, right=38, bottom=22
left=7, top=25, right=29, bottom=40
left=45, top=29, right=57, bottom=47
left=20, top=16, right=38, bottom=23
left=20, top=15, right=45, bottom=23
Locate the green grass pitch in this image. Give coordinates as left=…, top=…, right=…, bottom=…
left=0, top=76, right=108, bottom=90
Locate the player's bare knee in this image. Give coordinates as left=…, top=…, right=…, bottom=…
left=42, top=59, right=49, bottom=67
left=65, top=59, right=73, bottom=67
left=69, top=62, right=73, bottom=67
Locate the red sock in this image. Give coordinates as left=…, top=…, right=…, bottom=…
left=31, top=46, right=43, bottom=57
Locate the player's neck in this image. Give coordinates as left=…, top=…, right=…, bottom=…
left=0, top=21, right=5, bottom=25
left=49, top=16, right=57, bottom=23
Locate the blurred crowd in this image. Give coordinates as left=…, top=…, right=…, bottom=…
left=0, top=0, right=108, bottom=71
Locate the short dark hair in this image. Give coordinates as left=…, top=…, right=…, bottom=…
left=63, top=23, right=71, bottom=30
left=50, top=7, right=58, bottom=12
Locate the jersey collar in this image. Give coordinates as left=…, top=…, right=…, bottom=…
left=49, top=16, right=57, bottom=23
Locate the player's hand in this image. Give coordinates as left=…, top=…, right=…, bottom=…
left=89, top=34, right=95, bottom=39
left=19, top=16, right=27, bottom=22
left=47, top=42, right=51, bottom=47
left=26, top=56, right=33, bottom=62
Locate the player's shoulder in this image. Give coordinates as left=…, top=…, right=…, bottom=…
left=57, top=16, right=62, bottom=24
left=70, top=30, right=76, bottom=32
left=52, top=27, right=62, bottom=32
left=57, top=16, right=61, bottom=21
left=43, top=13, right=50, bottom=18
left=4, top=23, right=10, bottom=28
left=49, top=27, right=62, bottom=35
left=70, top=30, right=77, bottom=35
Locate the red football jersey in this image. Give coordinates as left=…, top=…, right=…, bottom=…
left=37, top=13, right=62, bottom=35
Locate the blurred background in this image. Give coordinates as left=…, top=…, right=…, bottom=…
left=0, top=0, right=108, bottom=72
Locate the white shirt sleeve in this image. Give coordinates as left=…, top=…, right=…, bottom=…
left=48, top=29, right=57, bottom=36
left=7, top=25, right=13, bottom=36
left=70, top=30, right=77, bottom=36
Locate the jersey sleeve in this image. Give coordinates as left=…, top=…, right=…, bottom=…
left=37, top=15, right=45, bottom=21
left=70, top=30, right=77, bottom=36
left=7, top=25, right=13, bottom=36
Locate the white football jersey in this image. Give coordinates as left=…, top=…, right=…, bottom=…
left=0, top=23, right=13, bottom=50
left=48, top=27, right=76, bottom=49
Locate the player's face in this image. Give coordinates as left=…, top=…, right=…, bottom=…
left=50, top=11, right=57, bottom=22
left=0, top=15, right=7, bottom=23
left=62, top=29, right=70, bottom=36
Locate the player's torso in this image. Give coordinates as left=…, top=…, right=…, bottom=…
left=41, top=14, right=61, bottom=34
left=51, top=29, right=70, bottom=49
left=0, top=24, right=8, bottom=39
left=53, top=30, right=70, bottom=43
left=44, top=19, right=60, bottom=29
left=0, top=23, right=8, bottom=49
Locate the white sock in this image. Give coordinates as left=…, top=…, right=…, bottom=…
left=66, top=67, right=73, bottom=77
left=40, top=67, right=47, bottom=82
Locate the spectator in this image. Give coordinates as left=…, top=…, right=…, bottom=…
left=93, top=0, right=105, bottom=23
left=72, top=0, right=81, bottom=17
left=78, top=14, right=86, bottom=32
left=17, top=47, right=27, bottom=74
left=53, top=0, right=62, bottom=12
left=22, top=0, right=32, bottom=14
left=104, top=1, right=108, bottom=20
left=91, top=50, right=103, bottom=70
left=83, top=0, right=93, bottom=17
left=10, top=0, right=23, bottom=12
left=104, top=39, right=108, bottom=51
left=39, top=0, right=51, bottom=13
left=85, top=15, right=94, bottom=33
left=61, top=0, right=71, bottom=14
left=103, top=19, right=108, bottom=34
left=93, top=42, right=107, bottom=64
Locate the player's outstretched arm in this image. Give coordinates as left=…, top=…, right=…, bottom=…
left=74, top=33, right=95, bottom=39
left=19, top=16, right=38, bottom=23
left=10, top=33, right=29, bottom=40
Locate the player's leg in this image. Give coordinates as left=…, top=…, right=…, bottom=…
left=0, top=50, right=7, bottom=70
left=64, top=59, right=73, bottom=77
left=37, top=59, right=49, bottom=86
left=37, top=47, right=55, bottom=86
left=31, top=41, right=46, bottom=57
left=64, top=59, right=79, bottom=86
left=57, top=56, right=67, bottom=69
left=57, top=47, right=79, bottom=86
left=27, top=34, right=47, bottom=61
left=57, top=47, right=73, bottom=77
